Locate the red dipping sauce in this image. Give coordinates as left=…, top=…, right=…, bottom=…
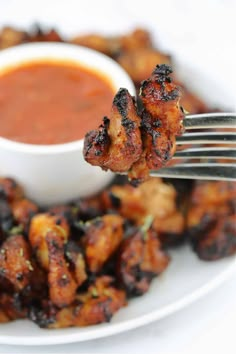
left=0, top=61, right=115, bottom=145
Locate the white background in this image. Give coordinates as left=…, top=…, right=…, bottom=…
left=0, top=0, right=236, bottom=353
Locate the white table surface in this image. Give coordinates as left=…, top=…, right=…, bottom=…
left=0, top=1, right=236, bottom=353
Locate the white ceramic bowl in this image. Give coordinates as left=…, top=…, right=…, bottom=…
left=0, top=43, right=135, bottom=205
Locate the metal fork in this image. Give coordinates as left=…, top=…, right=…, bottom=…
left=151, top=113, right=236, bottom=181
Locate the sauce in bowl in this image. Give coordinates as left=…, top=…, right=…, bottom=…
left=0, top=61, right=114, bottom=145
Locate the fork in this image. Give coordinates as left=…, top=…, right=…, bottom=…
left=151, top=112, right=236, bottom=181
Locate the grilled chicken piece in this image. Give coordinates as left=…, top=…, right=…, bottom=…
left=0, top=292, right=27, bottom=322
left=0, top=177, right=24, bottom=203
left=0, top=235, right=33, bottom=290
left=192, top=215, right=236, bottom=261
left=46, top=229, right=77, bottom=307
left=29, top=213, right=69, bottom=269
left=186, top=181, right=236, bottom=260
left=64, top=240, right=87, bottom=287
left=11, top=198, right=38, bottom=234
left=83, top=215, right=124, bottom=273
left=83, top=64, right=184, bottom=184
left=30, top=276, right=126, bottom=328
left=116, top=222, right=169, bottom=296
left=84, top=88, right=142, bottom=172
left=29, top=213, right=76, bottom=307
left=131, top=65, right=184, bottom=182
left=102, top=178, right=185, bottom=247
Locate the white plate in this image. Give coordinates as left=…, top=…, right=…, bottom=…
left=0, top=245, right=235, bottom=346
left=0, top=39, right=235, bottom=346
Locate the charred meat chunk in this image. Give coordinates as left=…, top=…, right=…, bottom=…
left=116, top=221, right=169, bottom=296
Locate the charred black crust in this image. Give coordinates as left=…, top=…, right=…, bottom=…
left=84, top=117, right=111, bottom=157
left=159, top=231, right=186, bottom=248
left=122, top=117, right=135, bottom=132
left=100, top=298, right=113, bottom=322
left=129, top=179, right=142, bottom=187
left=108, top=192, right=121, bottom=208
left=16, top=273, right=24, bottom=281
left=55, top=218, right=62, bottom=225
left=91, top=218, right=103, bottom=228
left=113, top=88, right=129, bottom=117
left=113, top=88, right=136, bottom=134
left=122, top=265, right=155, bottom=296
left=0, top=187, right=7, bottom=200
left=12, top=292, right=25, bottom=313
left=194, top=233, right=236, bottom=260
left=29, top=302, right=56, bottom=328
left=94, top=117, right=110, bottom=145
left=141, top=111, right=161, bottom=144
left=0, top=199, right=14, bottom=236
left=48, top=208, right=74, bottom=225
left=162, top=149, right=171, bottom=162
left=162, top=88, right=179, bottom=101
left=46, top=237, right=62, bottom=253
left=192, top=217, right=236, bottom=260
left=153, top=64, right=173, bottom=79
left=58, top=276, right=70, bottom=287
left=140, top=64, right=180, bottom=102
left=65, top=240, right=82, bottom=257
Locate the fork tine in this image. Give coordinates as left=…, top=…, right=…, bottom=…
left=173, top=147, right=236, bottom=160
left=176, top=132, right=236, bottom=145
left=184, top=113, right=236, bottom=129
left=150, top=163, right=236, bottom=181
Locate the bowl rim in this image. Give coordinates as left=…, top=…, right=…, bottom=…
left=0, top=42, right=135, bottom=155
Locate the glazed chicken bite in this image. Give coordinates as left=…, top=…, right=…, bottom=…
left=11, top=198, right=38, bottom=234
left=116, top=219, right=169, bottom=296
left=30, top=276, right=126, bottom=328
left=186, top=181, right=236, bottom=260
left=192, top=215, right=236, bottom=261
left=29, top=213, right=78, bottom=307
left=0, top=177, right=24, bottom=203
left=0, top=235, right=33, bottom=291
left=0, top=292, right=27, bottom=322
left=83, top=214, right=124, bottom=273
left=29, top=213, right=69, bottom=269
left=83, top=64, right=184, bottom=184
left=129, top=65, right=184, bottom=182
left=102, top=178, right=185, bottom=247
left=84, top=88, right=142, bottom=172
left=64, top=240, right=87, bottom=287
left=46, top=229, right=77, bottom=307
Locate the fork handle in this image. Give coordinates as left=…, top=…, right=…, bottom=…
left=149, top=163, right=236, bottom=181
left=184, top=113, right=236, bottom=129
